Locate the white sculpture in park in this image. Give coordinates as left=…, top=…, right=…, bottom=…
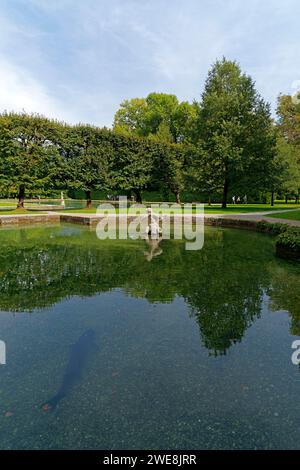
left=61, top=191, right=65, bottom=207
left=145, top=208, right=162, bottom=236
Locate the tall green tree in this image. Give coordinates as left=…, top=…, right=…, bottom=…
left=196, top=58, right=276, bottom=208
left=113, top=92, right=197, bottom=143
left=113, top=98, right=149, bottom=137
left=108, top=133, right=157, bottom=203
left=277, top=93, right=300, bottom=143
left=0, top=114, right=14, bottom=196
left=61, top=125, right=112, bottom=208
left=274, top=136, right=300, bottom=203
left=153, top=143, right=188, bottom=203
left=276, top=93, right=300, bottom=202
left=0, top=112, right=59, bottom=208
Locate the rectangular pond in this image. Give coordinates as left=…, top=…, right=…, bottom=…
left=0, top=224, right=299, bottom=449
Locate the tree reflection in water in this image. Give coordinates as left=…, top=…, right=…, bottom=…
left=0, top=224, right=299, bottom=356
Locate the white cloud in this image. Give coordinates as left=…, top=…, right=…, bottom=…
left=0, top=0, right=299, bottom=124
left=0, top=55, right=75, bottom=122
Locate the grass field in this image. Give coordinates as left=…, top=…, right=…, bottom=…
left=1, top=201, right=300, bottom=216
left=0, top=209, right=46, bottom=215
left=266, top=210, right=300, bottom=221
left=60, top=203, right=300, bottom=214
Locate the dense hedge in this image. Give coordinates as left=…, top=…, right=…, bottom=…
left=255, top=221, right=300, bottom=260
left=276, top=227, right=300, bottom=260
left=256, top=221, right=289, bottom=235
left=0, top=113, right=191, bottom=206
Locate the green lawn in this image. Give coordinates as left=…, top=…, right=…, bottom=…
left=0, top=209, right=46, bottom=215
left=204, top=204, right=300, bottom=214
left=1, top=200, right=299, bottom=216
left=60, top=203, right=300, bottom=215
left=266, top=210, right=300, bottom=221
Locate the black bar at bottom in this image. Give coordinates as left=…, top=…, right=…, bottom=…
left=0, top=450, right=299, bottom=467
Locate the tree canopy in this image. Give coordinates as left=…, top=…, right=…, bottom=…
left=195, top=58, right=276, bottom=208
left=0, top=58, right=298, bottom=207
left=0, top=112, right=60, bottom=207
left=0, top=112, right=187, bottom=206
left=113, top=92, right=197, bottom=144
left=275, top=94, right=300, bottom=202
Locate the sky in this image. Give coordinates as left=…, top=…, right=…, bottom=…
left=0, top=0, right=299, bottom=127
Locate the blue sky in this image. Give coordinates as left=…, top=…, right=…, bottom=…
left=0, top=0, right=299, bottom=126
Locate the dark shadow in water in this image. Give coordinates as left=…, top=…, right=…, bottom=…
left=41, top=329, right=97, bottom=411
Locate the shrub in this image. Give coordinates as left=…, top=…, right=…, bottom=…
left=256, top=221, right=289, bottom=235
left=276, top=227, right=300, bottom=260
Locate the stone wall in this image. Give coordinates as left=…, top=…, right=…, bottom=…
left=0, top=214, right=60, bottom=226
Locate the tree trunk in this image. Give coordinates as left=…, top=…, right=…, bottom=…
left=17, top=184, right=25, bottom=209
left=271, top=191, right=274, bottom=207
left=85, top=190, right=92, bottom=209
left=134, top=189, right=142, bottom=204
left=222, top=178, right=229, bottom=209
left=174, top=190, right=181, bottom=204
left=285, top=195, right=288, bottom=204
left=208, top=195, right=211, bottom=206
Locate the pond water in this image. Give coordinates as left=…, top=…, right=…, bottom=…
left=0, top=224, right=299, bottom=450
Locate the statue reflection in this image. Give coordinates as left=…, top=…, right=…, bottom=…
left=142, top=208, right=163, bottom=261
left=143, top=236, right=163, bottom=261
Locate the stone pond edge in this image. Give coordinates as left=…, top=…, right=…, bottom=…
left=0, top=213, right=299, bottom=260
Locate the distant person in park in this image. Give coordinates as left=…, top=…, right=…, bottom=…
left=232, top=195, right=236, bottom=204
left=243, top=195, right=247, bottom=204
left=237, top=196, right=241, bottom=203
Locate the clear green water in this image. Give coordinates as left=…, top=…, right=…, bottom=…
left=0, top=224, right=299, bottom=450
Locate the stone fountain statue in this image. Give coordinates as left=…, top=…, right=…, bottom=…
left=61, top=191, right=65, bottom=207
